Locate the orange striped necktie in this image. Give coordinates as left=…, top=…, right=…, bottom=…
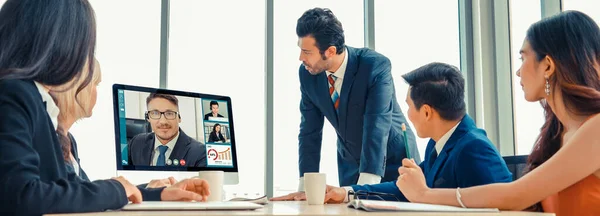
left=328, top=74, right=340, bottom=111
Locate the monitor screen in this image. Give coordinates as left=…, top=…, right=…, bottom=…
left=112, top=84, right=238, bottom=173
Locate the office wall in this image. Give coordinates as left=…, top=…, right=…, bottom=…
left=195, top=99, right=207, bottom=143
left=168, top=0, right=266, bottom=194
left=177, top=95, right=198, bottom=140
left=124, top=91, right=144, bottom=119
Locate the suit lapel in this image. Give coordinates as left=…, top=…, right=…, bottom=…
left=338, top=47, right=357, bottom=136
left=142, top=134, right=155, bottom=165
left=423, top=139, right=436, bottom=172
left=169, top=130, right=189, bottom=161
left=425, top=115, right=473, bottom=187
left=423, top=140, right=437, bottom=187
left=316, top=72, right=339, bottom=128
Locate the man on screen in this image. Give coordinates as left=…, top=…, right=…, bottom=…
left=204, top=101, right=224, bottom=120
left=128, top=93, right=207, bottom=167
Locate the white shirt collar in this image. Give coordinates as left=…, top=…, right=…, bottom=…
left=154, top=131, right=180, bottom=153
left=326, top=48, right=348, bottom=79
left=34, top=82, right=59, bottom=130
left=435, top=121, right=461, bottom=154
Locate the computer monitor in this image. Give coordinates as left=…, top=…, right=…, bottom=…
left=112, top=84, right=239, bottom=184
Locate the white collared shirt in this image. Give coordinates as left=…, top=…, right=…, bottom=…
left=434, top=121, right=461, bottom=154
left=34, top=82, right=59, bottom=130
left=325, top=48, right=348, bottom=95
left=151, top=132, right=180, bottom=166
left=70, top=154, right=80, bottom=176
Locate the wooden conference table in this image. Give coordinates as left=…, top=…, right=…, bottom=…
left=47, top=201, right=554, bottom=216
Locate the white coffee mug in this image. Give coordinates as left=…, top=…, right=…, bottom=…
left=304, top=173, right=326, bottom=205
left=197, top=170, right=224, bottom=201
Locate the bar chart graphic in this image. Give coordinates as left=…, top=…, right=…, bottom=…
left=218, top=148, right=231, bottom=160
left=206, top=144, right=233, bottom=167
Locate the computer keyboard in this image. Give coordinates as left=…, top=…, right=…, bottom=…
left=227, top=193, right=268, bottom=205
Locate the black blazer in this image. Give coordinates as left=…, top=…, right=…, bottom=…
left=127, top=129, right=207, bottom=167
left=66, top=133, right=163, bottom=201
left=204, top=112, right=224, bottom=120
left=0, top=79, right=128, bottom=215
left=208, top=131, right=226, bottom=143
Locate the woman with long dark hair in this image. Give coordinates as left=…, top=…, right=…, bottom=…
left=394, top=10, right=600, bottom=215
left=0, top=0, right=208, bottom=215
left=208, top=123, right=227, bottom=143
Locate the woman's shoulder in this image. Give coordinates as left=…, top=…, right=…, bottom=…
left=573, top=113, right=600, bottom=141
left=0, top=79, right=38, bottom=100
left=0, top=79, right=44, bottom=119
left=583, top=113, right=600, bottom=125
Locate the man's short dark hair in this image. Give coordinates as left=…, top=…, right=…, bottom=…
left=296, top=8, right=345, bottom=56
left=146, top=93, right=179, bottom=108
left=402, top=63, right=466, bottom=121
left=210, top=101, right=219, bottom=107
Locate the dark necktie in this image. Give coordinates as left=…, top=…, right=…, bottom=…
left=426, top=149, right=438, bottom=172
left=156, top=145, right=168, bottom=166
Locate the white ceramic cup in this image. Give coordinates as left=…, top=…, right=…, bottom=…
left=197, top=170, right=224, bottom=201
left=304, top=173, right=326, bottom=205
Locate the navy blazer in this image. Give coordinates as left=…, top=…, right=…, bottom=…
left=128, top=130, right=207, bottom=167
left=351, top=115, right=512, bottom=201
left=0, top=80, right=128, bottom=215
left=298, top=46, right=420, bottom=186
left=66, top=133, right=163, bottom=201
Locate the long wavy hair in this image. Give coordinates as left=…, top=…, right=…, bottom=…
left=51, top=60, right=101, bottom=162
left=0, top=0, right=97, bottom=162
left=523, top=10, right=600, bottom=211
left=212, top=123, right=222, bottom=134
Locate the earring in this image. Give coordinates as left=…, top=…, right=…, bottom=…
left=545, top=77, right=550, bottom=96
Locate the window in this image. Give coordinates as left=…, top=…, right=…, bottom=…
left=273, top=0, right=364, bottom=195
left=509, top=0, right=543, bottom=155
left=70, top=0, right=162, bottom=180
left=563, top=0, right=600, bottom=26
left=374, top=0, right=461, bottom=160
left=168, top=0, right=265, bottom=193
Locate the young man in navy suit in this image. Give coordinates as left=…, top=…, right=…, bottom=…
left=323, top=63, right=512, bottom=203
left=272, top=8, right=419, bottom=201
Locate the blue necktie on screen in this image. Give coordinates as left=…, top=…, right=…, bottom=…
left=156, top=145, right=168, bottom=166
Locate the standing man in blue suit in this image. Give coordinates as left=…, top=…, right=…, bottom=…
left=272, top=8, right=419, bottom=201
left=322, top=63, right=512, bottom=203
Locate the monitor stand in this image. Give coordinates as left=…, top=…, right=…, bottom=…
left=116, top=170, right=247, bottom=201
